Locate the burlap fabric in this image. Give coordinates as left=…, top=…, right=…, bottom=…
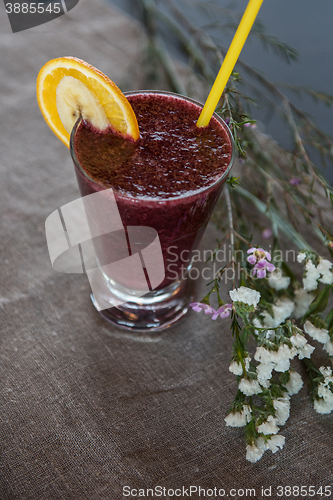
left=0, top=1, right=332, bottom=498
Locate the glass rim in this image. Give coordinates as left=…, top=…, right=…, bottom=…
left=70, top=90, right=236, bottom=202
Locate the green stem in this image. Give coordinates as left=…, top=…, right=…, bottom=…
left=234, top=185, right=315, bottom=251
left=225, top=185, right=236, bottom=286
left=231, top=311, right=247, bottom=375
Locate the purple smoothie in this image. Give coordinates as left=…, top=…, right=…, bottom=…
left=72, top=92, right=234, bottom=288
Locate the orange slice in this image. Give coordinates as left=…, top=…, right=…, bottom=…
left=36, top=56, right=140, bottom=147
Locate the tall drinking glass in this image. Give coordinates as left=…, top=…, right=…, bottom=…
left=70, top=91, right=235, bottom=331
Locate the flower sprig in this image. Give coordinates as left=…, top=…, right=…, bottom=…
left=190, top=247, right=333, bottom=462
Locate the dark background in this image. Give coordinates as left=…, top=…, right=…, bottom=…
left=109, top=0, right=333, bottom=184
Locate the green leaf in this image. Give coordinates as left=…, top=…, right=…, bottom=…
left=279, top=84, right=333, bottom=107
left=326, top=308, right=333, bottom=330
left=227, top=176, right=240, bottom=188
left=245, top=419, right=257, bottom=445
left=281, top=261, right=296, bottom=282
left=234, top=186, right=315, bottom=250
left=303, top=285, right=331, bottom=320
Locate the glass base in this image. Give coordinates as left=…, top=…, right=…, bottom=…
left=90, top=271, right=195, bottom=332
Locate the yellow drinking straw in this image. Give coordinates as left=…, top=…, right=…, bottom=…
left=197, top=0, right=264, bottom=127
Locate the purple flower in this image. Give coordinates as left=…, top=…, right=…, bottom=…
left=252, top=258, right=275, bottom=278
left=247, top=247, right=271, bottom=264
left=289, top=178, right=301, bottom=186
left=189, top=302, right=215, bottom=314
left=247, top=247, right=272, bottom=265
left=247, top=247, right=275, bottom=278
left=211, top=304, right=232, bottom=320
left=189, top=302, right=232, bottom=320
left=262, top=228, right=273, bottom=240
left=244, top=122, right=257, bottom=129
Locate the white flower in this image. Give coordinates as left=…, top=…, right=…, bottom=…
left=303, top=277, right=318, bottom=291
left=324, top=340, right=333, bottom=356
left=290, top=333, right=315, bottom=360
left=275, top=358, right=291, bottom=373
left=255, top=437, right=269, bottom=451
left=319, top=366, right=333, bottom=379
left=298, top=343, right=315, bottom=359
left=229, top=361, right=243, bottom=376
left=268, top=270, right=291, bottom=291
left=246, top=444, right=265, bottom=463
left=269, top=344, right=296, bottom=373
left=304, top=320, right=330, bottom=344
left=258, top=378, right=271, bottom=389
left=293, top=288, right=315, bottom=319
left=285, top=370, right=303, bottom=395
left=317, top=258, right=333, bottom=285
left=254, top=347, right=272, bottom=363
left=254, top=343, right=296, bottom=373
left=229, top=357, right=251, bottom=376
left=306, top=260, right=321, bottom=278
left=317, top=384, right=333, bottom=406
left=273, top=395, right=290, bottom=425
left=299, top=255, right=333, bottom=289
left=225, top=405, right=252, bottom=427
left=290, top=333, right=307, bottom=349
left=261, top=298, right=295, bottom=328
left=238, top=378, right=262, bottom=396
left=315, top=368, right=333, bottom=413
left=319, top=273, right=333, bottom=285
left=266, top=434, right=285, bottom=453
left=274, top=344, right=297, bottom=372
left=317, top=258, right=332, bottom=273
left=253, top=317, right=262, bottom=330
left=257, top=415, right=279, bottom=435
left=256, top=362, right=274, bottom=382
left=229, top=287, right=261, bottom=307
left=314, top=398, right=333, bottom=414
left=276, top=343, right=297, bottom=360
left=256, top=434, right=285, bottom=454
left=303, top=260, right=321, bottom=291
left=274, top=298, right=295, bottom=324
left=297, top=252, right=306, bottom=263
